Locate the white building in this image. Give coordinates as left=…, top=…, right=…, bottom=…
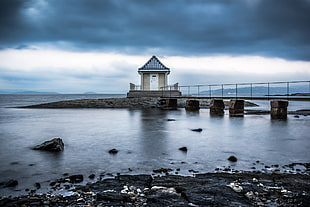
left=127, top=56, right=182, bottom=98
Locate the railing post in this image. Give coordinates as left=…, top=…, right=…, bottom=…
left=209, top=85, right=212, bottom=99
left=267, top=82, right=270, bottom=100
left=235, top=84, right=238, bottom=99
left=287, top=82, right=290, bottom=100
left=250, top=83, right=253, bottom=100
left=221, top=84, right=224, bottom=98
left=198, top=85, right=200, bottom=97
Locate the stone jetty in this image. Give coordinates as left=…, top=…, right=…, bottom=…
left=21, top=97, right=160, bottom=109
left=20, top=97, right=257, bottom=109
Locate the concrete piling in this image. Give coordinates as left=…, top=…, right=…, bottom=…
left=229, top=100, right=244, bottom=116
left=270, top=100, right=288, bottom=119
left=185, top=100, right=200, bottom=111
left=158, top=98, right=178, bottom=110
left=210, top=99, right=225, bottom=115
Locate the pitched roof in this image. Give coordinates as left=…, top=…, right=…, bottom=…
left=138, top=56, right=170, bottom=72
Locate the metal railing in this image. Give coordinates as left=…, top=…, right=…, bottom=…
left=162, top=80, right=310, bottom=100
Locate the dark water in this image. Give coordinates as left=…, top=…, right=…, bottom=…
left=0, top=94, right=309, bottom=196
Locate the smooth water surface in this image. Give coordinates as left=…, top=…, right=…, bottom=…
left=0, top=94, right=309, bottom=196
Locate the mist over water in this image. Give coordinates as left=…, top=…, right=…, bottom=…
left=0, top=94, right=309, bottom=196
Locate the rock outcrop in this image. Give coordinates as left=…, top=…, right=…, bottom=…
left=32, top=138, right=64, bottom=152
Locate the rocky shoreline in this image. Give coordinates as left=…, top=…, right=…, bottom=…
left=1, top=170, right=309, bottom=206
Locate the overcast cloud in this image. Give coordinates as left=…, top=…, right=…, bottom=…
left=0, top=0, right=309, bottom=93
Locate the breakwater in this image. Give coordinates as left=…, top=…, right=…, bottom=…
left=20, top=97, right=257, bottom=109
left=21, top=97, right=159, bottom=109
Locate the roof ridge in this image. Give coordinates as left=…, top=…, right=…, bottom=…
left=138, top=56, right=170, bottom=71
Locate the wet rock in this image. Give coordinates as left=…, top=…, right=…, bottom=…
left=166, top=118, right=176, bottom=121
left=179, top=147, right=188, bottom=152
left=228, top=155, right=238, bottom=162
left=88, top=174, right=95, bottom=179
left=108, top=148, right=118, bottom=154
left=245, top=191, right=256, bottom=200
left=34, top=182, right=41, bottom=189
left=32, top=138, right=64, bottom=152
left=69, top=174, right=84, bottom=183
left=191, top=128, right=202, bottom=132
left=4, top=179, right=18, bottom=187
left=49, top=181, right=56, bottom=186
left=227, top=182, right=243, bottom=192
left=96, top=192, right=131, bottom=202
left=153, top=168, right=173, bottom=174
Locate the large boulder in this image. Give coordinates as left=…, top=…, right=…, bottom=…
left=32, top=138, right=64, bottom=152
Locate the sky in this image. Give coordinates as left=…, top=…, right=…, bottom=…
left=0, top=0, right=310, bottom=93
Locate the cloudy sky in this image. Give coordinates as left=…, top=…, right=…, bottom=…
left=0, top=0, right=309, bottom=93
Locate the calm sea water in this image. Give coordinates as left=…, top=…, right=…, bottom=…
left=0, top=94, right=309, bottom=196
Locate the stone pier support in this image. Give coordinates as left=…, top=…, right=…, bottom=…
left=185, top=100, right=200, bottom=111
left=158, top=98, right=178, bottom=110
left=210, top=99, right=225, bottom=115
left=270, top=100, right=288, bottom=119
left=229, top=100, right=244, bottom=116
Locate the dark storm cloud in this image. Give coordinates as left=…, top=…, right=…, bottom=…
left=1, top=0, right=310, bottom=60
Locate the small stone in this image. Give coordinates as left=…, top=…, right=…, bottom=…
left=245, top=191, right=255, bottom=199
left=77, top=198, right=85, bottom=202
left=69, top=174, right=84, bottom=183
left=252, top=178, right=258, bottom=183
left=34, top=182, right=41, bottom=189
left=5, top=179, right=18, bottom=187
left=153, top=168, right=173, bottom=173
left=178, top=147, right=188, bottom=152
left=191, top=128, right=202, bottom=132
left=88, top=174, right=95, bottom=179
left=167, top=119, right=176, bottom=121
left=228, top=156, right=238, bottom=162
left=109, top=148, right=118, bottom=154
left=227, top=182, right=243, bottom=192
left=49, top=181, right=56, bottom=186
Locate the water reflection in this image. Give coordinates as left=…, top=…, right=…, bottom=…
left=210, top=111, right=225, bottom=117
left=185, top=110, right=200, bottom=116
left=139, top=109, right=168, bottom=159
